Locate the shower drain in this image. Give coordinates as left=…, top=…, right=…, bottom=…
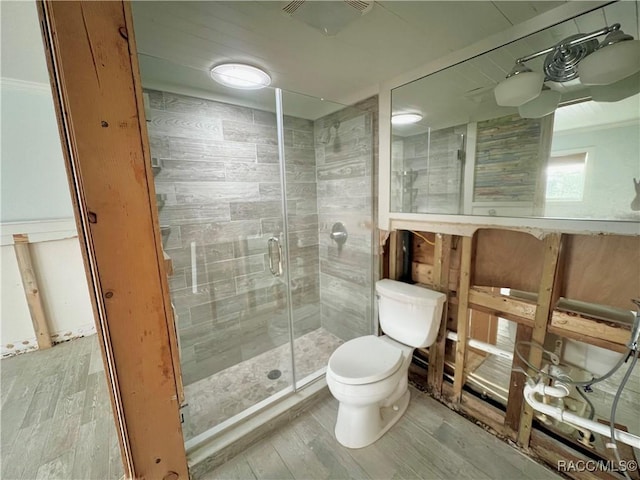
left=267, top=369, right=282, bottom=380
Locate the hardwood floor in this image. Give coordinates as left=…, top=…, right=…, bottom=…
left=1, top=335, right=123, bottom=480
left=203, top=387, right=562, bottom=480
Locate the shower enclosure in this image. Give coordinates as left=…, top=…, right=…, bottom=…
left=145, top=84, right=377, bottom=442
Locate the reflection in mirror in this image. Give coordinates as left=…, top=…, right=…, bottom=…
left=391, top=1, right=640, bottom=221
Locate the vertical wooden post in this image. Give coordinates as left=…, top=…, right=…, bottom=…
left=388, top=231, right=402, bottom=280
left=453, top=235, right=474, bottom=403
left=427, top=233, right=452, bottom=395
left=13, top=234, right=52, bottom=350
left=504, top=323, right=532, bottom=439
left=37, top=2, right=188, bottom=478
left=517, top=233, right=563, bottom=447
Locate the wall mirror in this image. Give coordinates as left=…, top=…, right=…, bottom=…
left=390, top=1, right=640, bottom=222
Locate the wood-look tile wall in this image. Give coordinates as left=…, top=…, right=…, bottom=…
left=474, top=114, right=545, bottom=203
left=147, top=90, right=320, bottom=385
left=314, top=97, right=377, bottom=341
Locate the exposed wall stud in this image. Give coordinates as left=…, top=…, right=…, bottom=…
left=517, top=233, right=563, bottom=447
left=12, top=233, right=53, bottom=350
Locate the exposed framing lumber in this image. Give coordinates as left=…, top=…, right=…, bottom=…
left=12, top=234, right=52, bottom=350
left=388, top=231, right=401, bottom=280
left=550, top=311, right=630, bottom=350
left=517, top=233, right=563, bottom=447
left=468, top=287, right=536, bottom=325
left=442, top=382, right=506, bottom=436
left=37, top=2, right=188, bottom=478
left=504, top=323, right=531, bottom=440
left=530, top=431, right=619, bottom=480
left=427, top=234, right=452, bottom=395
left=452, top=235, right=474, bottom=403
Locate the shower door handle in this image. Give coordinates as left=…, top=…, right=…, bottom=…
left=267, top=237, right=283, bottom=276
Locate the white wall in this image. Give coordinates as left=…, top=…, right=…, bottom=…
left=0, top=79, right=74, bottom=222
left=1, top=221, right=96, bottom=357
left=545, top=121, right=640, bottom=221
left=0, top=2, right=95, bottom=356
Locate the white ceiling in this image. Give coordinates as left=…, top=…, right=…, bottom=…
left=130, top=0, right=568, bottom=118
left=390, top=0, right=640, bottom=135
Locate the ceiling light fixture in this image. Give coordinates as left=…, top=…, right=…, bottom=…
left=392, top=113, right=423, bottom=125
left=494, top=23, right=640, bottom=108
left=210, top=63, right=271, bottom=90
left=518, top=87, right=561, bottom=118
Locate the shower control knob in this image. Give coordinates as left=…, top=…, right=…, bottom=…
left=330, top=222, right=348, bottom=246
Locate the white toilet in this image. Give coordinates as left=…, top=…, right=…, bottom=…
left=326, top=279, right=446, bottom=449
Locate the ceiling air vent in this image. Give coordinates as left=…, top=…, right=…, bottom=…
left=281, top=0, right=374, bottom=36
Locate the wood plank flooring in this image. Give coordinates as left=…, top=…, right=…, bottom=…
left=1, top=335, right=123, bottom=480
left=203, top=388, right=562, bottom=480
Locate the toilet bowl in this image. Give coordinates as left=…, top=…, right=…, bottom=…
left=326, top=278, right=446, bottom=449
left=326, top=335, right=414, bottom=449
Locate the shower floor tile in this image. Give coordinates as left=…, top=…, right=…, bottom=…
left=182, top=327, right=343, bottom=440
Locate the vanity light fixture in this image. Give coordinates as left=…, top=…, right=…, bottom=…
left=518, top=86, right=561, bottom=119
left=495, top=23, right=640, bottom=108
left=392, top=113, right=423, bottom=125
left=210, top=63, right=272, bottom=90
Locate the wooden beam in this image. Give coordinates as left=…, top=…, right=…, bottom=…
left=504, top=323, right=531, bottom=440
left=12, top=234, right=52, bottom=350
left=442, top=382, right=506, bottom=436
left=517, top=233, right=563, bottom=447
left=452, top=235, right=474, bottom=403
left=468, top=287, right=536, bottom=325
left=530, top=431, right=619, bottom=480
left=38, top=2, right=188, bottom=478
left=427, top=234, right=452, bottom=396
left=388, top=231, right=400, bottom=280
left=550, top=311, right=630, bottom=349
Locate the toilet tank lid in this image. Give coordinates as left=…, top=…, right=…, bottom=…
left=376, top=279, right=446, bottom=306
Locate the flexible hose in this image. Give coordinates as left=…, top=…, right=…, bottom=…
left=609, top=348, right=639, bottom=480
left=575, top=386, right=595, bottom=420
left=515, top=340, right=632, bottom=387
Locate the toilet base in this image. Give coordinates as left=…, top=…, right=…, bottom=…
left=334, top=389, right=410, bottom=449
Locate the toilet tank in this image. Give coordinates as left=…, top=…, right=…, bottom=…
left=376, top=279, right=446, bottom=348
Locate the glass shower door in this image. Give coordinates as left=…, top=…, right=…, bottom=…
left=145, top=84, right=295, bottom=441
left=280, top=90, right=377, bottom=387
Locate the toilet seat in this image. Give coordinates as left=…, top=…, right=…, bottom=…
left=328, top=335, right=403, bottom=385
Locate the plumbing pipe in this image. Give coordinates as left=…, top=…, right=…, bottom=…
left=524, top=383, right=640, bottom=449
left=529, top=379, right=571, bottom=398
left=446, top=331, right=514, bottom=361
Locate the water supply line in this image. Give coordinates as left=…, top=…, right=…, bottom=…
left=522, top=380, right=640, bottom=449
left=522, top=299, right=640, bottom=474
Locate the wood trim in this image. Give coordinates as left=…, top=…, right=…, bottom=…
left=452, top=235, right=473, bottom=402
left=12, top=234, right=52, bottom=350
left=37, top=2, right=188, bottom=478
left=517, top=233, right=563, bottom=447
left=427, top=234, right=452, bottom=395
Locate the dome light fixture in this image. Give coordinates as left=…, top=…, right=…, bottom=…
left=210, top=63, right=271, bottom=90
left=392, top=113, right=423, bottom=125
